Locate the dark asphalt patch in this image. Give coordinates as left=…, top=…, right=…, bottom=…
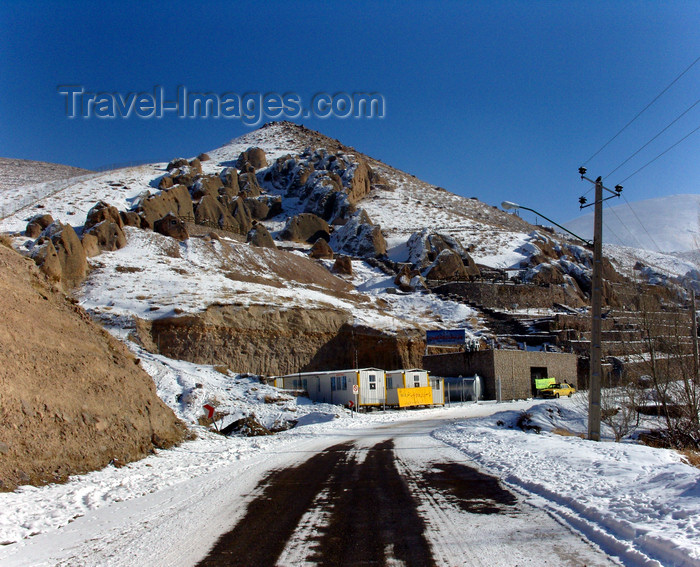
left=196, top=442, right=353, bottom=567
left=197, top=442, right=519, bottom=566
left=311, top=440, right=435, bottom=567
left=422, top=462, right=518, bottom=515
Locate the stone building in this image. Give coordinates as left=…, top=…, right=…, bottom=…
left=423, top=349, right=578, bottom=401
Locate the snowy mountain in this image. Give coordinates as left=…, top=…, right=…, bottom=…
left=564, top=193, right=700, bottom=253
left=1, top=122, right=700, bottom=567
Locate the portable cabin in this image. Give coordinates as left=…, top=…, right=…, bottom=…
left=430, top=376, right=446, bottom=406
left=385, top=369, right=444, bottom=407
left=278, top=368, right=386, bottom=408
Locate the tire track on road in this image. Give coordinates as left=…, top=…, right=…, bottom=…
left=196, top=442, right=353, bottom=567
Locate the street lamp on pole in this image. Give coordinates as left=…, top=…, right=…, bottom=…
left=501, top=201, right=592, bottom=246
left=578, top=166, right=622, bottom=441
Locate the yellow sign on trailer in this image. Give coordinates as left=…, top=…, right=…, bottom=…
left=397, top=386, right=433, bottom=407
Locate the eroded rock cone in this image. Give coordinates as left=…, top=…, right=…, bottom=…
left=332, top=255, right=353, bottom=275
left=281, top=213, right=330, bottom=244
left=235, top=147, right=268, bottom=170
left=25, top=214, right=54, bottom=238
left=247, top=224, right=276, bottom=249
left=424, top=249, right=468, bottom=281
left=84, top=220, right=127, bottom=252
left=166, top=157, right=189, bottom=171
left=309, top=238, right=334, bottom=259
left=154, top=212, right=189, bottom=241
left=85, top=201, right=123, bottom=230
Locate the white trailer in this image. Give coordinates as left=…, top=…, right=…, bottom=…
left=385, top=369, right=444, bottom=407
left=278, top=368, right=386, bottom=408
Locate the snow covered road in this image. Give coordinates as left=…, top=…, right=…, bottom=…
left=0, top=409, right=617, bottom=567
left=197, top=417, right=615, bottom=565
left=2, top=400, right=697, bottom=566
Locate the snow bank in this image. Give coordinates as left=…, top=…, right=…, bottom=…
left=434, top=401, right=700, bottom=567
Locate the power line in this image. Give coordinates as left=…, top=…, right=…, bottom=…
left=606, top=96, right=700, bottom=179
left=619, top=123, right=700, bottom=184
left=582, top=55, right=700, bottom=166
left=621, top=194, right=662, bottom=253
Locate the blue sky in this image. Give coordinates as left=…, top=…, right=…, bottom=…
left=1, top=0, right=698, bottom=223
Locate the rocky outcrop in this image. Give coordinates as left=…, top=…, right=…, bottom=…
left=262, top=148, right=373, bottom=223
left=332, top=255, right=353, bottom=276
left=0, top=245, right=186, bottom=491
left=309, top=238, right=334, bottom=259
left=30, top=239, right=61, bottom=281
left=238, top=166, right=262, bottom=197
left=194, top=194, right=231, bottom=228
left=529, top=263, right=567, bottom=286
left=135, top=185, right=194, bottom=228
left=220, top=167, right=240, bottom=193
left=167, top=158, right=189, bottom=171
left=395, top=264, right=421, bottom=292
left=424, top=249, right=469, bottom=281
left=407, top=229, right=479, bottom=278
left=85, top=201, right=123, bottom=230
left=236, top=147, right=268, bottom=170
left=231, top=198, right=253, bottom=235
left=25, top=214, right=54, bottom=238
left=84, top=220, right=127, bottom=252
left=281, top=213, right=330, bottom=243
left=32, top=222, right=88, bottom=290
left=247, top=224, right=276, bottom=248
left=81, top=233, right=100, bottom=258
left=136, top=305, right=424, bottom=376
left=245, top=197, right=271, bottom=221
left=329, top=210, right=386, bottom=258
left=120, top=211, right=142, bottom=227
left=154, top=213, right=189, bottom=241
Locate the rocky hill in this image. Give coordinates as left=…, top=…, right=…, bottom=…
left=0, top=242, right=185, bottom=491
left=0, top=121, right=698, bottom=489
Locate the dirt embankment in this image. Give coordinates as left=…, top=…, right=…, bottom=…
left=134, top=304, right=425, bottom=376
left=0, top=244, right=186, bottom=491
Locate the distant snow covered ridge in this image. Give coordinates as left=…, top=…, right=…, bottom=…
left=563, top=194, right=700, bottom=253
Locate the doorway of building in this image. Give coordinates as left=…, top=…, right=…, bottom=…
left=530, top=367, right=548, bottom=397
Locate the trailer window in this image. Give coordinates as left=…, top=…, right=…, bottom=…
left=341, top=376, right=347, bottom=390
left=369, top=374, right=376, bottom=390
left=331, top=376, right=336, bottom=391
left=432, top=379, right=439, bottom=390
left=387, top=376, right=393, bottom=389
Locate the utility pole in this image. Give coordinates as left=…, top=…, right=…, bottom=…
left=589, top=177, right=604, bottom=441
left=579, top=168, right=622, bottom=441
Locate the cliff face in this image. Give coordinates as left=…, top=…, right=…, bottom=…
left=0, top=245, right=186, bottom=491
left=135, top=304, right=425, bottom=376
